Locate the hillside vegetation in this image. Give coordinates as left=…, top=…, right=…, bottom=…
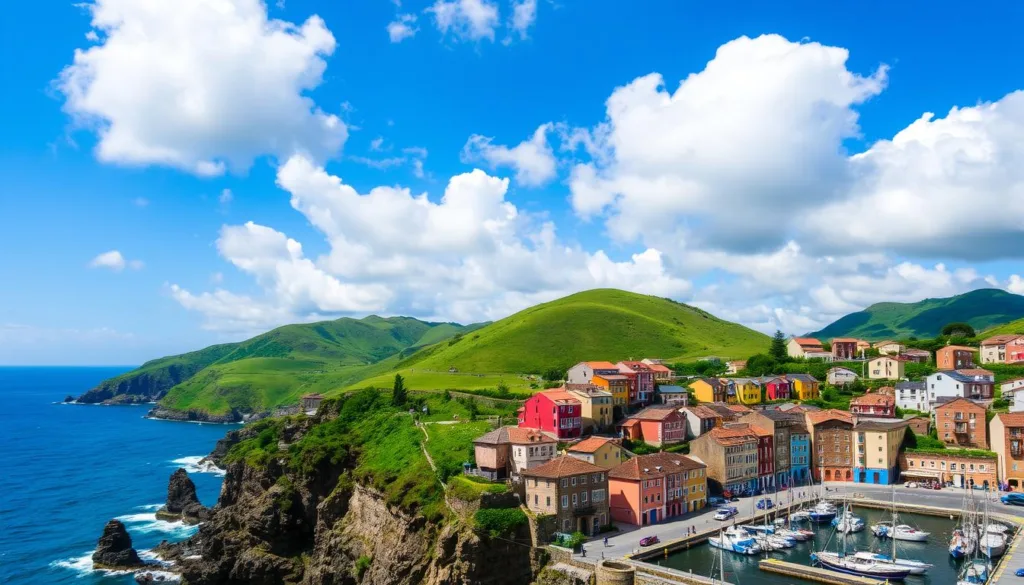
left=810, top=289, right=1024, bottom=341
left=981, top=316, right=1024, bottom=337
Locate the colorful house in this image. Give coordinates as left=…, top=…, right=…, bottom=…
left=762, top=376, right=791, bottom=401
left=522, top=456, right=609, bottom=535
left=655, top=384, right=689, bottom=406
left=567, top=436, right=623, bottom=470
left=473, top=426, right=557, bottom=480
left=566, top=361, right=622, bottom=385
left=518, top=389, right=582, bottom=440
left=607, top=452, right=707, bottom=526
left=618, top=406, right=687, bottom=447
left=991, top=413, right=1024, bottom=491
left=740, top=410, right=801, bottom=487
left=591, top=373, right=630, bottom=407
left=565, top=384, right=614, bottom=433
left=788, top=373, right=820, bottom=400
left=849, top=392, right=896, bottom=418
left=689, top=427, right=759, bottom=495
left=935, top=397, right=988, bottom=450
left=788, top=337, right=824, bottom=358
left=641, top=359, right=674, bottom=382
left=805, top=409, right=854, bottom=483
left=688, top=377, right=726, bottom=404
left=790, top=424, right=811, bottom=485
left=936, top=345, right=977, bottom=370
left=617, top=361, right=656, bottom=404
left=681, top=405, right=722, bottom=439
left=852, top=420, right=908, bottom=485
left=728, top=378, right=762, bottom=405
left=832, top=338, right=860, bottom=360
left=739, top=424, right=776, bottom=491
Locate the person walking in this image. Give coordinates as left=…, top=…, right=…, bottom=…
left=603, top=536, right=608, bottom=547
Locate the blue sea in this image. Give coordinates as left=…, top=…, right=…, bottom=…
left=0, top=367, right=238, bottom=584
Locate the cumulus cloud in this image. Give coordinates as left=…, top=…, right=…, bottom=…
left=57, top=0, right=346, bottom=176
left=219, top=188, right=233, bottom=205
left=387, top=13, right=418, bottom=43
left=427, top=0, right=499, bottom=42
left=89, top=250, right=143, bottom=271
left=508, top=0, right=537, bottom=40
left=462, top=124, right=557, bottom=186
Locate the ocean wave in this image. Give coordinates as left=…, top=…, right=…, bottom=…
left=170, top=455, right=225, bottom=476
left=51, top=551, right=180, bottom=581
left=137, top=503, right=164, bottom=511
left=115, top=512, right=201, bottom=538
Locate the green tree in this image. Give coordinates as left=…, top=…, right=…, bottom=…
left=543, top=368, right=565, bottom=382
left=745, top=354, right=778, bottom=376
left=941, top=322, right=976, bottom=338
left=769, top=330, right=788, bottom=362
left=392, top=374, right=407, bottom=406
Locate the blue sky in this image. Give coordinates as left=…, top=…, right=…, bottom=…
left=2, top=0, right=1024, bottom=365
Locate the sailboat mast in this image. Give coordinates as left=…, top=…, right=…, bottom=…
left=891, top=485, right=897, bottom=561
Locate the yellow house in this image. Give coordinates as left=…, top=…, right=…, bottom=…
left=566, top=436, right=623, bottom=470
left=731, top=378, right=762, bottom=405
left=853, top=420, right=908, bottom=484
left=688, top=378, right=725, bottom=403
left=788, top=374, right=820, bottom=401
left=592, top=374, right=629, bottom=407
left=683, top=459, right=708, bottom=513
left=867, top=356, right=905, bottom=380
left=566, top=385, right=614, bottom=432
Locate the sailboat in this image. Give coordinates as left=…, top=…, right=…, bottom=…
left=957, top=559, right=991, bottom=585
left=950, top=490, right=979, bottom=559
left=979, top=487, right=1006, bottom=558
left=708, top=526, right=761, bottom=555
left=831, top=499, right=865, bottom=534
left=854, top=486, right=933, bottom=575
left=811, top=498, right=911, bottom=581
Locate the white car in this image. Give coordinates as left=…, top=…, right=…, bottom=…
left=714, top=508, right=737, bottom=521
left=904, top=481, right=918, bottom=488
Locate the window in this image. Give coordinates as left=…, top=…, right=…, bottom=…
left=581, top=491, right=588, bottom=503
left=561, top=495, right=568, bottom=508
left=580, top=475, right=587, bottom=485
left=534, top=494, right=538, bottom=505
left=546, top=496, right=551, bottom=507
left=592, top=489, right=605, bottom=502
left=561, top=479, right=568, bottom=488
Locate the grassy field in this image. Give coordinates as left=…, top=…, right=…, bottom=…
left=424, top=420, right=493, bottom=481
left=982, top=316, right=1024, bottom=336
left=345, top=370, right=536, bottom=394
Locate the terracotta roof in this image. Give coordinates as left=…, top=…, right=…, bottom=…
left=474, top=426, right=555, bottom=445
left=593, top=373, right=628, bottom=381
left=749, top=425, right=773, bottom=438
left=956, top=368, right=994, bottom=377
left=565, top=384, right=612, bottom=397
left=620, top=419, right=641, bottom=428
left=934, top=397, right=986, bottom=412
left=853, top=419, right=909, bottom=432
left=981, top=334, right=1023, bottom=346
left=585, top=361, right=619, bottom=370
left=608, top=452, right=704, bottom=481
left=568, top=436, right=618, bottom=454
left=630, top=405, right=680, bottom=421
left=618, top=361, right=653, bottom=372
left=792, top=337, right=823, bottom=348
left=832, top=337, right=860, bottom=343
left=522, top=455, right=605, bottom=479
left=851, top=393, right=895, bottom=406
left=705, top=426, right=757, bottom=445
left=646, top=363, right=672, bottom=374
left=997, top=412, right=1024, bottom=427
left=541, top=389, right=581, bottom=404
left=941, top=345, right=978, bottom=352
left=726, top=404, right=753, bottom=413
left=806, top=409, right=853, bottom=426
left=682, top=405, right=720, bottom=419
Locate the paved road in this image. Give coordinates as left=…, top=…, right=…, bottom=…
left=578, top=482, right=1024, bottom=563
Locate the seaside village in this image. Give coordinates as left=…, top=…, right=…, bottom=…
left=463, top=335, right=1024, bottom=542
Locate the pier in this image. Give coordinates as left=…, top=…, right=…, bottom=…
left=757, top=559, right=884, bottom=585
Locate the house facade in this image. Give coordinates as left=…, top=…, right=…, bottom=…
left=867, top=356, right=905, bottom=380
left=900, top=450, right=997, bottom=489
left=895, top=381, right=928, bottom=412
left=827, top=367, right=858, bottom=386
left=473, top=426, right=556, bottom=480
left=591, top=373, right=630, bottom=407
left=790, top=425, right=811, bottom=485
left=926, top=369, right=995, bottom=405
left=642, top=360, right=674, bottom=383
left=518, top=389, right=582, bottom=440
left=729, top=378, right=763, bottom=405
left=788, top=337, right=824, bottom=358
left=522, top=456, right=609, bottom=535
left=655, top=384, right=689, bottom=406
left=617, top=361, right=655, bottom=404
left=832, top=338, right=860, bottom=360
left=874, top=341, right=905, bottom=355
left=618, top=406, right=687, bottom=447
left=901, top=349, right=931, bottom=363
left=607, top=453, right=707, bottom=526
left=1003, top=378, right=1024, bottom=413
left=762, top=376, right=791, bottom=401
left=747, top=424, right=775, bottom=491
left=981, top=335, right=1023, bottom=364
left=849, top=393, right=896, bottom=418
left=905, top=416, right=930, bottom=436
left=852, top=420, right=907, bottom=485
left=936, top=345, right=977, bottom=370
left=567, top=361, right=621, bottom=385
left=806, top=410, right=854, bottom=482
left=991, top=413, right=1024, bottom=492
left=740, top=411, right=798, bottom=488
left=567, top=436, right=623, bottom=469
left=688, top=377, right=726, bottom=404
left=566, top=384, right=614, bottom=433
left=681, top=405, right=722, bottom=440
left=934, top=398, right=988, bottom=449
left=787, top=373, right=820, bottom=400
left=689, top=427, right=759, bottom=495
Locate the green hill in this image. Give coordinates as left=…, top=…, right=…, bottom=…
left=810, top=289, right=1024, bottom=341
left=350, top=289, right=770, bottom=390
left=981, top=316, right=1024, bottom=337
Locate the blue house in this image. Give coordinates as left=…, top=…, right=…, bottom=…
left=789, top=425, right=811, bottom=486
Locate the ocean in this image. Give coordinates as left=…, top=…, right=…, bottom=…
left=0, top=367, right=237, bottom=584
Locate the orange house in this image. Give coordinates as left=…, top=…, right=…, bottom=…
left=608, top=452, right=705, bottom=526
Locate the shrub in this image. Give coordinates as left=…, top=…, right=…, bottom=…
left=475, top=508, right=528, bottom=537
left=354, top=555, right=372, bottom=579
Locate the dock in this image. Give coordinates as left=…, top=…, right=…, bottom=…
left=758, top=559, right=885, bottom=585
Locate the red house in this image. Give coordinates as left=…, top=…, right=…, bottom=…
left=849, top=393, right=895, bottom=418
left=518, top=389, right=582, bottom=440
left=618, top=406, right=686, bottom=447
left=763, top=376, right=791, bottom=401
left=617, top=361, right=655, bottom=405
left=832, top=338, right=860, bottom=360
left=734, top=424, right=775, bottom=491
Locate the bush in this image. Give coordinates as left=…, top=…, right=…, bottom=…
left=475, top=508, right=528, bottom=537
left=448, top=475, right=508, bottom=500
left=555, top=531, right=587, bottom=549
left=354, top=555, right=372, bottom=579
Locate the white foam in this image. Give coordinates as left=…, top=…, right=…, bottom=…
left=117, top=512, right=158, bottom=523
left=116, top=512, right=201, bottom=538
left=51, top=551, right=180, bottom=581
left=137, top=503, right=163, bottom=511
left=171, top=456, right=226, bottom=476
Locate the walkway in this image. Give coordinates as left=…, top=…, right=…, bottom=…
left=991, top=525, right=1024, bottom=585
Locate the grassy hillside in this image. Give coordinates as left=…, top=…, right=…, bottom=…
left=982, top=317, right=1024, bottom=337
left=350, top=289, right=769, bottom=391
left=810, top=289, right=1024, bottom=341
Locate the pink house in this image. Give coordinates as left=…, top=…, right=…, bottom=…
left=1010, top=337, right=1024, bottom=363
left=763, top=376, right=791, bottom=401
left=849, top=393, right=896, bottom=418
left=618, top=406, right=686, bottom=447
left=518, top=389, right=582, bottom=440
left=618, top=361, right=655, bottom=405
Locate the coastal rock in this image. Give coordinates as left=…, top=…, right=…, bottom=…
left=157, top=469, right=211, bottom=524
left=92, top=519, right=145, bottom=569
left=64, top=394, right=76, bottom=403
left=145, top=406, right=243, bottom=424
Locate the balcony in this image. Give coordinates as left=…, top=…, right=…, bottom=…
left=573, top=505, right=597, bottom=517
left=955, top=423, right=968, bottom=434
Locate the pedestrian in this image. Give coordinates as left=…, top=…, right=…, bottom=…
left=581, top=546, right=586, bottom=558
left=604, top=536, right=608, bottom=547
left=692, top=525, right=696, bottom=534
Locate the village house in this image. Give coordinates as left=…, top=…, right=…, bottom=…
left=721, top=423, right=775, bottom=491
left=991, top=413, right=1024, bottom=492
left=473, top=426, right=557, bottom=480
left=688, top=377, right=727, bottom=403
left=936, top=345, right=977, bottom=370
left=895, top=381, right=928, bottom=412
left=900, top=348, right=931, bottom=363
left=935, top=397, right=989, bottom=449
left=607, top=452, right=707, bottom=526
left=518, top=389, right=582, bottom=440
left=925, top=369, right=995, bottom=405
left=641, top=359, right=674, bottom=383
left=567, top=436, right=623, bottom=469
left=728, top=378, right=763, bottom=405
left=852, top=420, right=907, bottom=485
left=703, top=402, right=742, bottom=423
left=827, top=367, right=859, bottom=386
left=900, top=450, right=997, bottom=490
left=727, top=404, right=753, bottom=415
left=832, top=338, right=860, bottom=360
left=689, top=427, right=759, bottom=495
left=618, top=405, right=687, bottom=447
left=806, top=410, right=854, bottom=482
left=726, top=360, right=747, bottom=375
left=565, top=384, right=614, bottom=433
left=980, top=334, right=1024, bottom=364
left=591, top=373, right=630, bottom=407
left=616, top=361, right=656, bottom=405
left=905, top=416, right=930, bottom=436
left=567, top=361, right=621, bottom=385
left=874, top=341, right=905, bottom=355
left=654, top=384, right=689, bottom=406
left=740, top=411, right=798, bottom=488
left=849, top=392, right=896, bottom=418
left=762, top=376, right=791, bottom=401
left=867, top=356, right=906, bottom=380
left=790, top=424, right=811, bottom=485
left=788, top=373, right=820, bottom=401
left=1002, top=378, right=1024, bottom=413
left=522, top=456, right=609, bottom=535
left=681, top=405, right=722, bottom=439
left=787, top=337, right=824, bottom=359
left=301, top=393, right=324, bottom=413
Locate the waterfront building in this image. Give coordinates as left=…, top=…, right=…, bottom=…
left=523, top=456, right=609, bottom=535
left=607, top=452, right=707, bottom=526
left=900, top=450, right=997, bottom=489
left=991, top=413, right=1024, bottom=491
left=690, top=427, right=758, bottom=494
left=806, top=409, right=854, bottom=482
left=852, top=419, right=908, bottom=485
left=934, top=397, right=988, bottom=450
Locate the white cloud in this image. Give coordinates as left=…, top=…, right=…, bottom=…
left=461, top=124, right=557, bottom=186
left=370, top=136, right=386, bottom=151
left=508, top=0, right=537, bottom=40
left=219, top=188, right=233, bottom=204
left=350, top=156, right=407, bottom=170
left=58, top=0, right=346, bottom=176
left=89, top=250, right=131, bottom=271
left=1008, top=275, right=1024, bottom=295
left=427, top=0, right=499, bottom=42
left=387, top=13, right=418, bottom=43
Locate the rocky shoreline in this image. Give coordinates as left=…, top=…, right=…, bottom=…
left=144, top=406, right=245, bottom=424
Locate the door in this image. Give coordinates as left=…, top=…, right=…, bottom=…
left=954, top=474, right=963, bottom=488
left=649, top=509, right=658, bottom=525
left=592, top=517, right=599, bottom=535
left=872, top=472, right=879, bottom=484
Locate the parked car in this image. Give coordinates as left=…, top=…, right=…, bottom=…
left=1001, top=493, right=1024, bottom=506
left=708, top=496, right=726, bottom=506
left=639, top=535, right=660, bottom=547
left=714, top=506, right=738, bottom=521
left=904, top=481, right=918, bottom=488
left=756, top=498, right=774, bottom=510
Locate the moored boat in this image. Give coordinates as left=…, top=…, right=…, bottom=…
left=873, top=521, right=930, bottom=542
left=851, top=551, right=932, bottom=575
left=708, top=527, right=761, bottom=555
left=811, top=552, right=911, bottom=580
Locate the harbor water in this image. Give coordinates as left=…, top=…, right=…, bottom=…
left=654, top=507, right=974, bottom=585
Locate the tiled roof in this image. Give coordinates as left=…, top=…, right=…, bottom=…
left=896, top=381, right=926, bottom=390
left=593, top=373, right=628, bottom=381
left=618, top=361, right=652, bottom=372
left=541, top=389, right=581, bottom=404
left=787, top=373, right=819, bottom=383
left=956, top=368, right=994, bottom=377
left=608, top=452, right=705, bottom=481
left=981, top=334, right=1023, bottom=346
left=705, top=426, right=757, bottom=445
left=522, top=455, right=605, bottom=479
left=806, top=409, right=853, bottom=426
left=941, top=345, right=978, bottom=352
left=851, top=393, right=895, bottom=406
left=727, top=404, right=753, bottom=413
left=568, top=436, right=618, bottom=454
left=749, top=425, right=773, bottom=437
left=474, top=426, right=555, bottom=445
left=751, top=410, right=800, bottom=422
left=997, top=412, right=1024, bottom=427
left=704, top=403, right=741, bottom=420
left=792, top=337, right=823, bottom=347
left=585, top=361, right=619, bottom=370
left=832, top=337, right=860, bottom=343
left=631, top=405, right=680, bottom=421
left=646, top=363, right=673, bottom=374
left=565, top=384, right=612, bottom=397
left=682, top=405, right=721, bottom=419
left=934, top=397, right=986, bottom=412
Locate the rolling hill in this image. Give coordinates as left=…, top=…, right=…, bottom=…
left=810, top=289, right=1024, bottom=341
left=980, top=316, right=1024, bottom=337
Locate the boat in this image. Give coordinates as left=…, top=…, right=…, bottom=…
left=811, top=552, right=911, bottom=580
left=851, top=552, right=933, bottom=575
left=832, top=503, right=865, bottom=534
left=789, top=510, right=810, bottom=522
left=776, top=527, right=814, bottom=541
left=872, top=521, right=930, bottom=542
left=708, top=527, right=761, bottom=555
left=957, top=559, right=991, bottom=585
left=951, top=490, right=980, bottom=559
left=807, top=501, right=837, bottom=524
left=979, top=487, right=1006, bottom=558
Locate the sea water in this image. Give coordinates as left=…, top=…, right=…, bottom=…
left=0, top=367, right=238, bottom=584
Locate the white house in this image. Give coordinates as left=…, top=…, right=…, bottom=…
left=874, top=341, right=905, bottom=355
left=1002, top=378, right=1024, bottom=412
left=895, top=381, right=928, bottom=412
left=925, top=370, right=996, bottom=408
left=788, top=337, right=824, bottom=359
left=827, top=367, right=859, bottom=386
left=867, top=356, right=906, bottom=380
left=566, top=361, right=621, bottom=385
left=804, top=351, right=835, bottom=362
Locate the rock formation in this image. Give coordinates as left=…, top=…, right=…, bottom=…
left=156, top=468, right=210, bottom=524
left=92, top=520, right=145, bottom=569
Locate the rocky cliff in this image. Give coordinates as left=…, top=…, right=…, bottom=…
left=93, top=519, right=146, bottom=570
left=166, top=402, right=545, bottom=585
left=156, top=469, right=211, bottom=524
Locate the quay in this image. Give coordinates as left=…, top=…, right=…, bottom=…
left=758, top=559, right=883, bottom=585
